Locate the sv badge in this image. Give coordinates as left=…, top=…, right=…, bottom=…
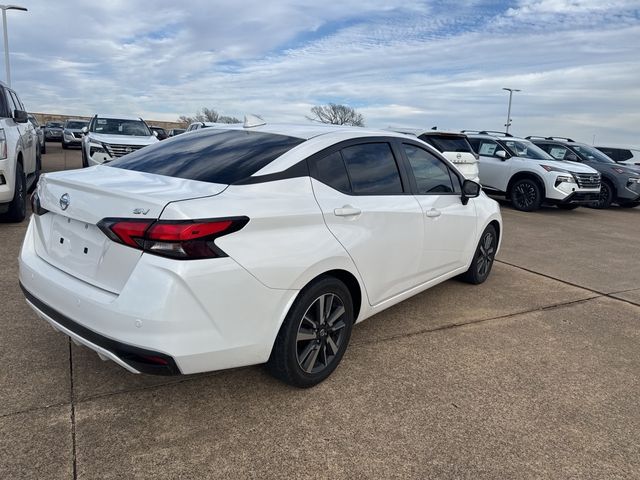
left=133, top=208, right=150, bottom=215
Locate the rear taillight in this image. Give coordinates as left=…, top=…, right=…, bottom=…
left=97, top=217, right=249, bottom=260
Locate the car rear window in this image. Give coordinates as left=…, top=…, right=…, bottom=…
left=109, top=129, right=304, bottom=184
left=420, top=135, right=473, bottom=153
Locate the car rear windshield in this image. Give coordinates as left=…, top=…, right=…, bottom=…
left=109, top=129, right=305, bottom=184
left=420, top=135, right=473, bottom=153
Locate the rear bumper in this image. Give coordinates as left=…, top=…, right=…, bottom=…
left=19, top=217, right=299, bottom=375
left=21, top=283, right=179, bottom=375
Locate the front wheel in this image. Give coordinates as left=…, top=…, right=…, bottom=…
left=1, top=161, right=27, bottom=222
left=510, top=178, right=542, bottom=212
left=267, top=277, right=354, bottom=388
left=589, top=181, right=613, bottom=209
left=459, top=224, right=498, bottom=285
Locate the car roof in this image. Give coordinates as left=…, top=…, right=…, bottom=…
left=387, top=127, right=466, bottom=138
left=209, top=122, right=413, bottom=141
left=95, top=114, right=143, bottom=121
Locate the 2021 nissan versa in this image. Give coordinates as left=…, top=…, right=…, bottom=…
left=19, top=121, right=502, bottom=387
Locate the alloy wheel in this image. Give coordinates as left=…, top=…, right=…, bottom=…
left=296, top=293, right=347, bottom=374
left=477, top=231, right=496, bottom=278
left=513, top=182, right=537, bottom=209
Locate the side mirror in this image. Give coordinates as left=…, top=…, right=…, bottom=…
left=14, top=109, right=28, bottom=123
left=495, top=150, right=508, bottom=160
left=81, top=126, right=88, bottom=134
left=152, top=130, right=158, bottom=137
left=461, top=179, right=481, bottom=205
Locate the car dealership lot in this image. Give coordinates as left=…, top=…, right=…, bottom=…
left=1, top=143, right=639, bottom=479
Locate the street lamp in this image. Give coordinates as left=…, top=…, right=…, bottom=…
left=0, top=4, right=27, bottom=87
left=502, top=87, right=521, bottom=134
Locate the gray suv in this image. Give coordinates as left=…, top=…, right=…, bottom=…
left=528, top=137, right=640, bottom=209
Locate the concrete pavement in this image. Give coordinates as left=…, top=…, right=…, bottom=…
left=1, top=143, right=638, bottom=479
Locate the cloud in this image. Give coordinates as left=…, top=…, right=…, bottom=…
left=6, top=0, right=640, bottom=144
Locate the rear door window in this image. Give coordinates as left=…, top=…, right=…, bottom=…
left=110, top=129, right=304, bottom=184
left=314, top=151, right=351, bottom=193
left=340, top=143, right=404, bottom=195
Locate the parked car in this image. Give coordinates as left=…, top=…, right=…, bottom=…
left=464, top=131, right=601, bottom=211
left=62, top=119, right=88, bottom=149
left=528, top=137, right=640, bottom=209
left=149, top=126, right=168, bottom=140
left=81, top=114, right=159, bottom=168
left=168, top=128, right=185, bottom=137
left=28, top=114, right=46, bottom=155
left=389, top=128, right=479, bottom=182
left=44, top=121, right=63, bottom=141
left=19, top=121, right=502, bottom=387
left=0, top=82, right=39, bottom=222
left=185, top=121, right=219, bottom=132
left=594, top=145, right=640, bottom=166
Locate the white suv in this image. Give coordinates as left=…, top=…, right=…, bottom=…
left=0, top=82, right=39, bottom=222
left=81, top=114, right=158, bottom=167
left=20, top=122, right=501, bottom=387
left=465, top=131, right=601, bottom=211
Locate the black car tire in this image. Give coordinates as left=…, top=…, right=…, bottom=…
left=81, top=147, right=88, bottom=168
left=1, top=161, right=27, bottom=222
left=459, top=224, right=498, bottom=285
left=267, top=276, right=354, bottom=388
left=40, top=141, right=46, bottom=155
left=589, top=181, right=613, bottom=209
left=62, top=141, right=68, bottom=149
left=28, top=150, right=41, bottom=194
left=510, top=178, right=542, bottom=212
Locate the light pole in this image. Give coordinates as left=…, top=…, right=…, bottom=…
left=0, top=4, right=27, bottom=87
left=502, top=87, right=521, bottom=134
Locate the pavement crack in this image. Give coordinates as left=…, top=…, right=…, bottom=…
left=496, top=259, right=640, bottom=309
left=353, top=296, right=603, bottom=347
left=69, top=340, right=78, bottom=480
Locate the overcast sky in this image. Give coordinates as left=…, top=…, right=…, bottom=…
left=6, top=0, right=640, bottom=145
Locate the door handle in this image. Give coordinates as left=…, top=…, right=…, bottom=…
left=425, top=208, right=441, bottom=218
left=334, top=205, right=361, bottom=217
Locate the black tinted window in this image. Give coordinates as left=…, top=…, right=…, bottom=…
left=110, top=129, right=304, bottom=184
left=315, top=151, right=350, bottom=193
left=420, top=135, right=473, bottom=153
left=340, top=143, right=403, bottom=195
left=404, top=144, right=455, bottom=194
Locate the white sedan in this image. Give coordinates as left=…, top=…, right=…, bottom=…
left=20, top=120, right=502, bottom=387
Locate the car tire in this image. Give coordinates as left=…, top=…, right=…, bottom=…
left=81, top=147, right=88, bottom=168
left=589, top=181, right=613, bottom=209
left=267, top=276, right=354, bottom=388
left=459, top=224, right=498, bottom=285
left=28, top=149, right=41, bottom=194
left=41, top=141, right=46, bottom=155
left=557, top=204, right=579, bottom=210
left=510, top=178, right=542, bottom=212
left=1, top=161, right=27, bottom=222
left=62, top=141, right=68, bottom=149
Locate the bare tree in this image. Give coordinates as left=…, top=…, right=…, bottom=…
left=307, top=103, right=364, bottom=127
left=178, top=108, right=240, bottom=125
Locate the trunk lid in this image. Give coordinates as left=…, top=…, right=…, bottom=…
left=34, top=166, right=227, bottom=293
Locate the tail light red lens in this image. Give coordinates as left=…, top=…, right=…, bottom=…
left=97, top=217, right=248, bottom=260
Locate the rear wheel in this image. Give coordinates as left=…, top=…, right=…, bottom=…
left=1, top=161, right=27, bottom=222
left=81, top=147, right=88, bottom=168
left=40, top=141, right=46, bottom=155
left=267, top=277, right=354, bottom=388
left=459, top=224, right=498, bottom=285
left=589, top=181, right=613, bottom=209
left=510, top=178, right=542, bottom=211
